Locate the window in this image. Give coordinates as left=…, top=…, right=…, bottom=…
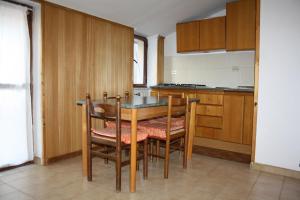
left=0, top=1, right=34, bottom=168
left=133, top=35, right=147, bottom=87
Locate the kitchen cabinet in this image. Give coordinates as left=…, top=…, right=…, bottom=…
left=199, top=17, right=226, bottom=51
left=176, top=21, right=199, bottom=52
left=243, top=95, right=254, bottom=145
left=226, top=0, right=256, bottom=50
left=222, top=95, right=244, bottom=143
left=176, top=17, right=225, bottom=52
left=151, top=87, right=254, bottom=155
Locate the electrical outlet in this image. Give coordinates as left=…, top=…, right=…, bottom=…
left=232, top=66, right=240, bottom=72
left=171, top=70, right=177, bottom=75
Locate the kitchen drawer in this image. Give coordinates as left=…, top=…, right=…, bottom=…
left=196, top=116, right=223, bottom=129
left=156, top=91, right=184, bottom=98
left=185, top=93, right=196, bottom=98
left=195, top=127, right=222, bottom=139
left=196, top=105, right=223, bottom=116
left=196, top=94, right=223, bottom=105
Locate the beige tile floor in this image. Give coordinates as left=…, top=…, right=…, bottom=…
left=0, top=153, right=299, bottom=200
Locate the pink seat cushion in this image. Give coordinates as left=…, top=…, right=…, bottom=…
left=92, top=128, right=148, bottom=144
left=150, top=116, right=185, bottom=127
left=138, top=117, right=185, bottom=139
left=106, top=121, right=131, bottom=129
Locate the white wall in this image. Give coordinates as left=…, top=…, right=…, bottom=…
left=164, top=32, right=255, bottom=87
left=255, top=0, right=300, bottom=171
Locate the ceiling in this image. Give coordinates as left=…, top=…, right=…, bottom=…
left=46, top=0, right=226, bottom=37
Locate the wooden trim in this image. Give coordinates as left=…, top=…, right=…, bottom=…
left=45, top=150, right=82, bottom=165
left=34, top=156, right=42, bottom=165
left=0, top=161, right=34, bottom=172
left=133, top=35, right=148, bottom=88
left=251, top=162, right=300, bottom=180
left=157, top=35, right=165, bottom=84
left=193, top=146, right=251, bottom=163
left=252, top=0, right=260, bottom=162
left=194, top=137, right=252, bottom=155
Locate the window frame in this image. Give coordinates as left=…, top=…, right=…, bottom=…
left=133, top=35, right=148, bottom=88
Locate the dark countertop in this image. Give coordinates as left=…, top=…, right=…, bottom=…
left=151, top=85, right=254, bottom=93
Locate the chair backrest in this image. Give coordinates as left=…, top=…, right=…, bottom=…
left=103, top=91, right=130, bottom=100
left=86, top=94, right=122, bottom=141
left=166, top=95, right=190, bottom=139
left=156, top=91, right=185, bottom=99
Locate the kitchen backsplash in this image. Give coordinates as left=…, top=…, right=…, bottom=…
left=164, top=51, right=255, bottom=88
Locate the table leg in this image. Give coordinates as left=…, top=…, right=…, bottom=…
left=130, top=109, right=137, bottom=192
left=81, top=105, right=88, bottom=176
left=187, top=102, right=196, bottom=160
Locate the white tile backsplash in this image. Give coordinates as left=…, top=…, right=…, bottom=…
left=164, top=51, right=255, bottom=88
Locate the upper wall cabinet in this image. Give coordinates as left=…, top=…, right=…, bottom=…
left=176, top=17, right=225, bottom=52
left=226, top=0, right=256, bottom=50
left=199, top=17, right=226, bottom=51
left=176, top=21, right=200, bottom=52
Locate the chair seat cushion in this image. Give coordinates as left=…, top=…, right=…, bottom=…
left=138, top=117, right=185, bottom=139
left=150, top=116, right=185, bottom=127
left=92, top=128, right=147, bottom=144
left=106, top=121, right=131, bottom=129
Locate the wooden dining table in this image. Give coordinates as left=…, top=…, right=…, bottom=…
left=77, top=96, right=199, bottom=192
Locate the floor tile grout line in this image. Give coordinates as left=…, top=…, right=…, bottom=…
left=278, top=176, right=286, bottom=200
left=4, top=181, right=37, bottom=200
left=245, top=170, right=261, bottom=200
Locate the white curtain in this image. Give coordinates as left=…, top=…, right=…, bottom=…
left=0, top=1, right=33, bottom=168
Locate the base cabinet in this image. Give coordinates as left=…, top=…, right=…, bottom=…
left=222, top=95, right=244, bottom=143
left=151, top=88, right=254, bottom=154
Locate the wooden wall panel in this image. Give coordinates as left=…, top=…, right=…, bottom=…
left=43, top=3, right=133, bottom=161
left=157, top=36, right=164, bottom=84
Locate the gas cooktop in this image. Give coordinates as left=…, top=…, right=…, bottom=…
left=157, top=83, right=207, bottom=88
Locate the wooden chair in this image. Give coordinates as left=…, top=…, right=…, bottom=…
left=103, top=91, right=130, bottom=100
left=138, top=95, right=189, bottom=178
left=86, top=94, right=148, bottom=191
left=103, top=91, right=131, bottom=129
left=149, top=92, right=185, bottom=161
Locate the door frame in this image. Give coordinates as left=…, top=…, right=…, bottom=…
left=251, top=0, right=260, bottom=163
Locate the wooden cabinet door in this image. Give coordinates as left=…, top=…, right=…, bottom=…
left=243, top=95, right=254, bottom=145
left=176, top=21, right=199, bottom=52
left=226, top=0, right=256, bottom=50
left=222, top=95, right=244, bottom=143
left=199, top=17, right=225, bottom=50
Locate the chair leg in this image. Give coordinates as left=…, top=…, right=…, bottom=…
left=136, top=144, right=139, bottom=171
left=156, top=140, right=160, bottom=161
left=150, top=140, right=153, bottom=161
left=164, top=140, right=170, bottom=179
left=104, top=146, right=109, bottom=164
left=143, top=139, right=148, bottom=179
left=87, top=144, right=92, bottom=181
left=116, top=147, right=122, bottom=192
left=179, top=138, right=184, bottom=157
left=183, top=134, right=188, bottom=169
